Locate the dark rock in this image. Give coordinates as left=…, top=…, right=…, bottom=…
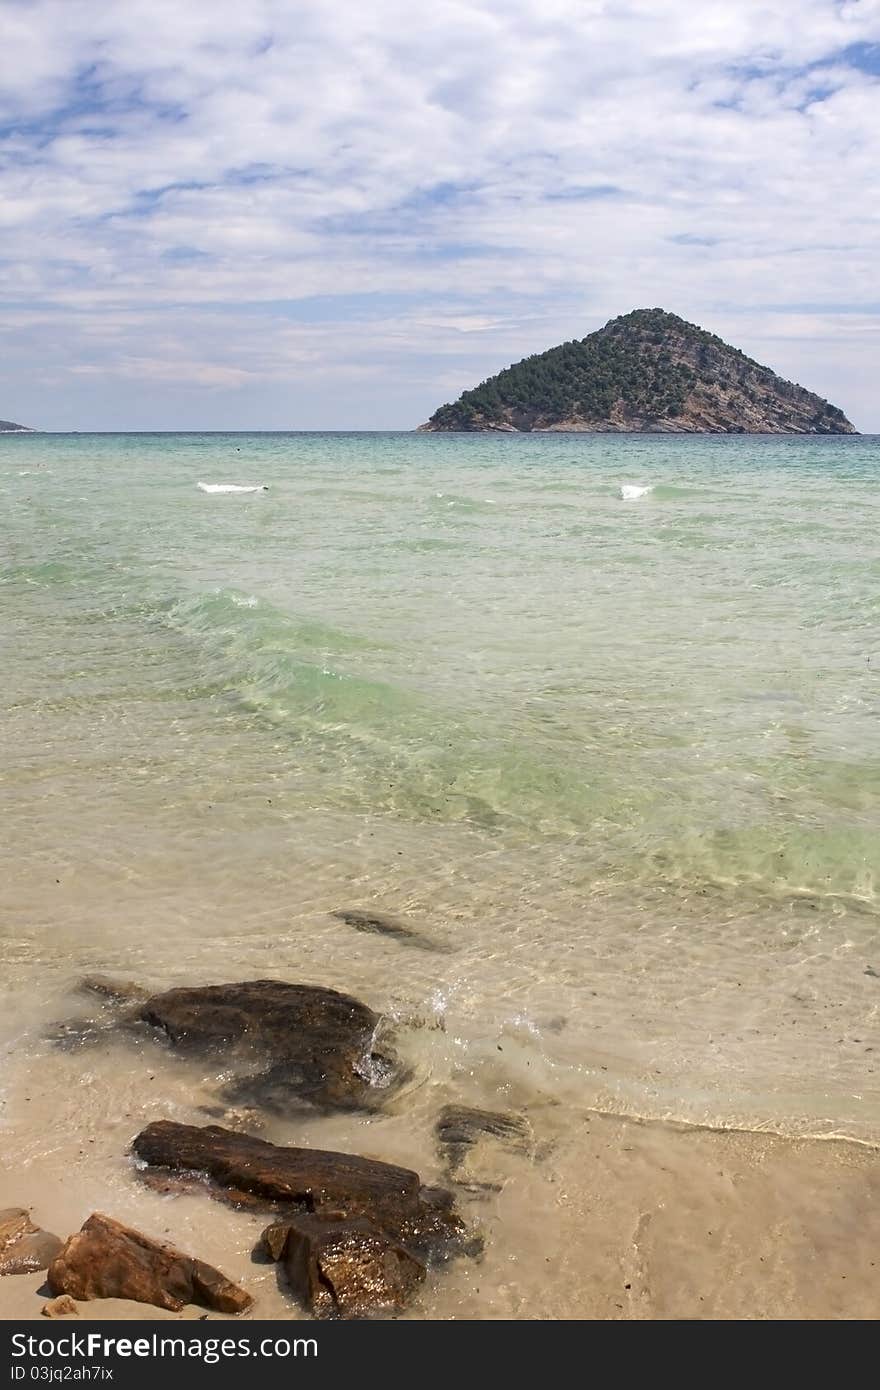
left=436, top=1105, right=534, bottom=1191
left=261, top=1214, right=425, bottom=1318
left=132, top=1121, right=478, bottom=1263
left=53, top=978, right=400, bottom=1113
left=47, top=1213, right=252, bottom=1314
left=137, top=979, right=399, bottom=1112
left=331, top=909, right=444, bottom=952
left=0, top=1209, right=63, bottom=1275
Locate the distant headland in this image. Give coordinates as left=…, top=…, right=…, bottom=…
left=419, top=309, right=856, bottom=434
left=0, top=419, right=34, bottom=433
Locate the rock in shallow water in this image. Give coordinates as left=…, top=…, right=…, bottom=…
left=47, top=1213, right=252, bottom=1314
left=51, top=977, right=150, bottom=1050
left=78, top=975, right=149, bottom=1005
left=436, top=1105, right=534, bottom=1191
left=136, top=979, right=399, bottom=1112
left=262, top=1214, right=426, bottom=1318
left=0, top=1208, right=63, bottom=1275
left=58, top=977, right=400, bottom=1113
left=331, top=908, right=445, bottom=952
left=133, top=1121, right=478, bottom=1265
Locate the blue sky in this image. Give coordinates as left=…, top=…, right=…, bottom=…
left=1, top=0, right=879, bottom=430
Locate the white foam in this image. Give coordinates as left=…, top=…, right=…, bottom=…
left=197, top=482, right=268, bottom=494
left=618, top=483, right=653, bottom=500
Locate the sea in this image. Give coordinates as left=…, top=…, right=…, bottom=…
left=2, top=429, right=879, bottom=1316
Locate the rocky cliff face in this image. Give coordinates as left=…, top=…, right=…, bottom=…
left=419, top=309, right=856, bottom=434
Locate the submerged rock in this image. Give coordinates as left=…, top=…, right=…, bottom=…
left=261, top=1214, right=425, bottom=1318
left=50, top=1018, right=117, bottom=1050
left=197, top=1103, right=267, bottom=1134
left=137, top=979, right=399, bottom=1112
left=331, top=909, right=445, bottom=952
left=0, top=1208, right=63, bottom=1275
left=49, top=976, right=148, bottom=1051
left=78, top=974, right=149, bottom=1005
left=133, top=1121, right=477, bottom=1264
left=436, top=1105, right=534, bottom=1191
left=47, top=1213, right=252, bottom=1315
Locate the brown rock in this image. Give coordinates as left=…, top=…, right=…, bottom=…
left=0, top=1209, right=33, bottom=1247
left=47, top=1214, right=252, bottom=1314
left=262, top=1214, right=425, bottom=1318
left=41, top=1296, right=79, bottom=1318
left=133, top=1121, right=478, bottom=1262
left=0, top=1209, right=63, bottom=1275
left=0, top=1231, right=64, bottom=1275
left=137, top=979, right=399, bottom=1112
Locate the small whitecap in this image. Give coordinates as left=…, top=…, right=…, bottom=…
left=618, top=483, right=653, bottom=500
left=197, top=481, right=268, bottom=494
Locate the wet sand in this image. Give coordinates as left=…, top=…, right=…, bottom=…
left=3, top=1098, right=879, bottom=1321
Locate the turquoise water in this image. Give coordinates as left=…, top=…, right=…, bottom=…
left=2, top=431, right=880, bottom=1144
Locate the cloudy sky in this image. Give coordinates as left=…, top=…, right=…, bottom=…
left=1, top=0, right=879, bottom=430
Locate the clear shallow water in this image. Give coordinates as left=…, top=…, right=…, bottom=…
left=2, top=430, right=880, bottom=1168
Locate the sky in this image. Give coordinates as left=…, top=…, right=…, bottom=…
left=1, top=0, right=879, bottom=431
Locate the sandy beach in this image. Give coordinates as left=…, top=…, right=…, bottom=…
left=3, top=1101, right=879, bottom=1321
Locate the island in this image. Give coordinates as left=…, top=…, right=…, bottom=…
left=0, top=418, right=33, bottom=433
left=418, top=309, right=856, bottom=434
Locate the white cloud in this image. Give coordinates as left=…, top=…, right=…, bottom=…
left=0, top=0, right=878, bottom=426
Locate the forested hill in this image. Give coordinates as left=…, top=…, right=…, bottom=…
left=419, top=309, right=855, bottom=434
